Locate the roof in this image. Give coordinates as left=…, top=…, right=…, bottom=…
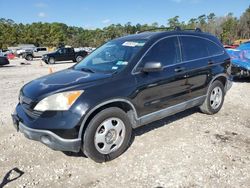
left=114, top=29, right=215, bottom=43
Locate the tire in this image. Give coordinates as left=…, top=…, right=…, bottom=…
left=48, top=57, right=55, bottom=64
left=76, top=56, right=83, bottom=63
left=83, top=107, right=132, bottom=163
left=25, top=55, right=33, bottom=61
left=200, top=80, right=225, bottom=115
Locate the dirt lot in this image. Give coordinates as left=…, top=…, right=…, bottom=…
left=0, top=59, right=250, bottom=188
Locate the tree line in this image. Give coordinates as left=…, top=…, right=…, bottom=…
left=0, top=6, right=249, bottom=49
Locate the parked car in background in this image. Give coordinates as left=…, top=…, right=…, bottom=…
left=42, top=47, right=88, bottom=64
left=227, top=42, right=250, bottom=77
left=16, top=48, right=34, bottom=58
left=224, top=44, right=239, bottom=49
left=12, top=28, right=232, bottom=162
left=1, top=49, right=12, bottom=57
left=0, top=56, right=10, bottom=66
left=24, top=47, right=48, bottom=61
left=7, top=53, right=15, bottom=59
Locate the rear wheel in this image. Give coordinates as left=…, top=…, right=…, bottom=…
left=200, top=80, right=225, bottom=115
left=25, top=55, right=33, bottom=61
left=83, top=107, right=132, bottom=163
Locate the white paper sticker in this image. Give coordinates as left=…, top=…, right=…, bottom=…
left=122, top=41, right=145, bottom=47
left=116, top=61, right=128, bottom=65
left=112, top=66, right=118, bottom=70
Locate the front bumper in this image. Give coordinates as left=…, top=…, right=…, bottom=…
left=11, top=113, right=81, bottom=152
left=231, top=64, right=250, bottom=77
left=42, top=56, right=49, bottom=63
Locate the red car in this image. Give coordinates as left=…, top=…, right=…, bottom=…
left=224, top=44, right=239, bottom=49
left=7, top=53, right=15, bottom=59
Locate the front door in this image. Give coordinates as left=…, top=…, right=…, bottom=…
left=133, top=36, right=190, bottom=117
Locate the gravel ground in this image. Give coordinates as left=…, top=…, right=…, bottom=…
left=0, top=59, right=250, bottom=188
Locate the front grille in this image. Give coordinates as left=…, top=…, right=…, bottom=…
left=22, top=107, right=42, bottom=118
left=19, top=92, right=42, bottom=118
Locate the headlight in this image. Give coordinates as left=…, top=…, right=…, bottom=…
left=34, top=91, right=83, bottom=111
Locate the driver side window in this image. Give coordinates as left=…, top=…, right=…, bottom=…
left=140, top=37, right=181, bottom=68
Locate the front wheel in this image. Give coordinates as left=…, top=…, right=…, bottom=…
left=76, top=56, right=83, bottom=62
left=200, top=80, right=225, bottom=115
left=48, top=57, right=55, bottom=64
left=83, top=107, right=132, bottom=163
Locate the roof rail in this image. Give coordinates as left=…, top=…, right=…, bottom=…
left=182, top=28, right=202, bottom=32
left=174, top=26, right=182, bottom=31
left=136, top=27, right=173, bottom=34
left=135, top=27, right=202, bottom=34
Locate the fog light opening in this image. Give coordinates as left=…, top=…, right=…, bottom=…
left=41, top=135, right=51, bottom=144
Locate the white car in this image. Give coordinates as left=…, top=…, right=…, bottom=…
left=25, top=47, right=48, bottom=61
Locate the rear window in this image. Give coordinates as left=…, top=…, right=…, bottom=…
left=181, top=36, right=224, bottom=61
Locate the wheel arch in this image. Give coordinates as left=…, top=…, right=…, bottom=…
left=49, top=56, right=55, bottom=60
left=26, top=53, right=33, bottom=57
left=214, top=75, right=227, bottom=87
left=78, top=99, right=138, bottom=139
left=207, top=73, right=229, bottom=94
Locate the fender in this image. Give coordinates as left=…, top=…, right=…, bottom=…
left=78, top=98, right=139, bottom=139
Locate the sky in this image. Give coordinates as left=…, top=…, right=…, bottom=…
left=0, top=0, right=249, bottom=29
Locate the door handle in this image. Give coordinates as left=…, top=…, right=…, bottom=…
left=174, top=67, right=186, bottom=72
left=208, top=60, right=214, bottom=65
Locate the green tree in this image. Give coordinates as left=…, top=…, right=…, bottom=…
left=167, top=16, right=180, bottom=28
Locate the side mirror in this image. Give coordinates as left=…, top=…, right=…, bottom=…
left=143, top=62, right=163, bottom=73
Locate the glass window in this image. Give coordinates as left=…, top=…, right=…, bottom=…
left=181, top=36, right=209, bottom=61
left=40, top=48, right=47, bottom=51
left=74, top=39, right=147, bottom=73
left=206, top=41, right=224, bottom=56
left=66, top=48, right=72, bottom=53
left=141, top=37, right=181, bottom=67
left=181, top=36, right=224, bottom=61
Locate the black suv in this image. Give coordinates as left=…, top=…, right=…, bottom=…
left=12, top=28, right=232, bottom=162
left=42, top=47, right=88, bottom=64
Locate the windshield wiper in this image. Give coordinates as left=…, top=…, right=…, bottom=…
left=80, top=67, right=95, bottom=73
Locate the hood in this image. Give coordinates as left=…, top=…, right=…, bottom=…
left=22, top=68, right=112, bottom=100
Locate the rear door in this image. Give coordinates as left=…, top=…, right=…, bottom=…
left=65, top=48, right=75, bottom=61
left=179, top=35, right=224, bottom=100
left=133, top=36, right=190, bottom=117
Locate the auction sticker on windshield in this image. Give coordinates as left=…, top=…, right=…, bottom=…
left=122, top=41, right=145, bottom=47
left=116, top=61, right=128, bottom=65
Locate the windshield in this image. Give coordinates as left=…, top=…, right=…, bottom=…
left=74, top=39, right=147, bottom=73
